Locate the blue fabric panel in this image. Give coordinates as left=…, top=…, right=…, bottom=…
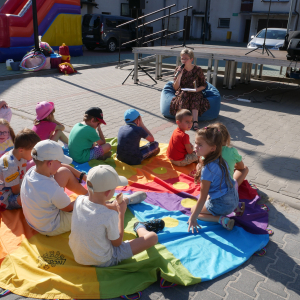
left=129, top=202, right=269, bottom=281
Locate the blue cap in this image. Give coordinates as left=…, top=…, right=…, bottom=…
left=124, top=109, right=141, bottom=123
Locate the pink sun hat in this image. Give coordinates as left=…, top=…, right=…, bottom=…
left=36, top=101, right=55, bottom=121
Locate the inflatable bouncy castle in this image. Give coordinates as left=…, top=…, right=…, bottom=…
left=0, top=0, right=82, bottom=62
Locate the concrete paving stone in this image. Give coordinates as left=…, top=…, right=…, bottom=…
left=280, top=190, right=300, bottom=200
left=268, top=252, right=300, bottom=278
left=229, top=269, right=265, bottom=297
left=192, top=289, right=223, bottom=300
left=264, top=240, right=284, bottom=261
left=245, top=256, right=275, bottom=277
left=195, top=273, right=236, bottom=297
left=158, top=284, right=195, bottom=300
left=259, top=269, right=294, bottom=298
left=287, top=289, right=300, bottom=300
left=256, top=288, right=286, bottom=300
left=252, top=173, right=273, bottom=187
left=278, top=238, right=300, bottom=260
left=269, top=212, right=299, bottom=233
left=287, top=268, right=300, bottom=293
left=224, top=287, right=254, bottom=300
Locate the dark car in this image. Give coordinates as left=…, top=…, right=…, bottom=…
left=82, top=14, right=137, bottom=52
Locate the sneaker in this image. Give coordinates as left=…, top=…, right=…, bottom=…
left=125, top=191, right=147, bottom=205
left=219, top=217, right=235, bottom=231
left=233, top=202, right=245, bottom=217
left=97, top=151, right=112, bottom=161
left=152, top=148, right=160, bottom=157
left=134, top=219, right=165, bottom=233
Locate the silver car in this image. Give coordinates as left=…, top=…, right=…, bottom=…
left=247, top=28, right=287, bottom=50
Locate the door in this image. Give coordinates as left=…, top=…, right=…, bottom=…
left=257, top=19, right=288, bottom=33
left=183, top=16, right=191, bottom=40
left=243, top=19, right=251, bottom=42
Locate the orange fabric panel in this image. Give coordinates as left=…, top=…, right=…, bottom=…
left=0, top=210, right=37, bottom=265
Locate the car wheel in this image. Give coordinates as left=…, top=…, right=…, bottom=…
left=107, top=39, right=117, bottom=52
left=85, top=45, right=96, bottom=51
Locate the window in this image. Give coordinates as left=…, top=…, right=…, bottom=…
left=218, top=18, right=230, bottom=28
left=118, top=20, right=130, bottom=30
left=121, top=3, right=130, bottom=17
left=106, top=18, right=117, bottom=28
left=102, top=12, right=111, bottom=15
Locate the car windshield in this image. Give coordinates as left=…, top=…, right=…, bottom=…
left=256, top=29, right=286, bottom=40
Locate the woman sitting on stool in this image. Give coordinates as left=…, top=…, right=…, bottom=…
left=170, top=49, right=210, bottom=131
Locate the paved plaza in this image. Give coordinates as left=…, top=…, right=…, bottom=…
left=0, top=61, right=300, bottom=299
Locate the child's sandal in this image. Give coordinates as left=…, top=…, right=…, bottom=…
left=233, top=202, right=245, bottom=217
left=220, top=217, right=235, bottom=231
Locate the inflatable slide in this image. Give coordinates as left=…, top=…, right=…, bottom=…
left=0, top=0, right=82, bottom=62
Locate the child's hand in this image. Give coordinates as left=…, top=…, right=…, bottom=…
left=117, top=199, right=127, bottom=215
left=187, top=216, right=201, bottom=233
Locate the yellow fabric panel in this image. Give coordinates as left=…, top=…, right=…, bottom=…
left=0, top=234, right=100, bottom=299
left=42, top=14, right=82, bottom=47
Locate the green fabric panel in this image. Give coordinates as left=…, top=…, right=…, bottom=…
left=97, top=210, right=200, bottom=299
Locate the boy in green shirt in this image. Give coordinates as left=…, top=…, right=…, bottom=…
left=69, top=107, right=111, bottom=163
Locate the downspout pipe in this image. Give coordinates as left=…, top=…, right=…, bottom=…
left=294, top=0, right=299, bottom=29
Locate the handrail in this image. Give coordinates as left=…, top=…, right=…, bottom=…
left=116, top=4, right=176, bottom=28
left=142, top=29, right=185, bottom=44
left=136, top=6, right=193, bottom=28
left=122, top=29, right=167, bottom=46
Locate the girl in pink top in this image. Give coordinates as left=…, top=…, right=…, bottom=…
left=32, top=101, right=68, bottom=148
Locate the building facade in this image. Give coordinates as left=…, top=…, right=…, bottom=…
left=1, top=0, right=299, bottom=43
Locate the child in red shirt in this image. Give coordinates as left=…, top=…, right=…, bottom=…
left=167, top=109, right=198, bottom=166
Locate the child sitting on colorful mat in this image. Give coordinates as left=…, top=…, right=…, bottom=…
left=0, top=129, right=40, bottom=211
left=68, top=107, right=112, bottom=163
left=166, top=109, right=198, bottom=167
left=21, top=140, right=88, bottom=236
left=117, top=109, right=160, bottom=165
left=188, top=124, right=243, bottom=232
left=69, top=165, right=165, bottom=267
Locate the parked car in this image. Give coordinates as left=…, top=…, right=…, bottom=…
left=247, top=28, right=287, bottom=50
left=82, top=14, right=136, bottom=52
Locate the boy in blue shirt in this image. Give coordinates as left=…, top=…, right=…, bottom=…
left=117, top=109, right=160, bottom=165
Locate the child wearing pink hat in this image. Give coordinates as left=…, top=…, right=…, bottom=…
left=32, top=101, right=68, bottom=148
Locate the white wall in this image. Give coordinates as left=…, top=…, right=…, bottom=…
left=209, top=0, right=242, bottom=42
left=143, top=0, right=206, bottom=39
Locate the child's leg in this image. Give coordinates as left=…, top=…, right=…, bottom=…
left=17, top=195, right=22, bottom=207
left=191, top=201, right=235, bottom=230
left=54, top=167, right=87, bottom=195
left=89, top=144, right=112, bottom=160
left=128, top=227, right=158, bottom=255
left=50, top=130, right=68, bottom=144
left=233, top=166, right=249, bottom=186
left=140, top=141, right=160, bottom=161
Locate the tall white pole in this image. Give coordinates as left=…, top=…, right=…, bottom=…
left=287, top=0, right=295, bottom=33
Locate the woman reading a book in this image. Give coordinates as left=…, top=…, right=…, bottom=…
left=170, top=49, right=209, bottom=131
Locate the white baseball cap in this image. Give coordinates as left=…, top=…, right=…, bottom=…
left=32, top=140, right=73, bottom=164
left=87, top=165, right=128, bottom=192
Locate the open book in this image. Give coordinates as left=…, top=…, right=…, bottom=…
left=181, top=88, right=196, bottom=92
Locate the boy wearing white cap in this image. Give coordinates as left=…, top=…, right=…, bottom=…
left=69, top=165, right=165, bottom=267
left=117, top=108, right=160, bottom=165
left=21, top=140, right=88, bottom=236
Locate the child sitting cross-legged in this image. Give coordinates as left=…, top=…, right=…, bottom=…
left=21, top=140, right=88, bottom=236
left=68, top=107, right=112, bottom=164
left=166, top=109, right=198, bottom=167
left=0, top=128, right=40, bottom=211
left=69, top=165, right=165, bottom=267
left=117, top=109, right=160, bottom=165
